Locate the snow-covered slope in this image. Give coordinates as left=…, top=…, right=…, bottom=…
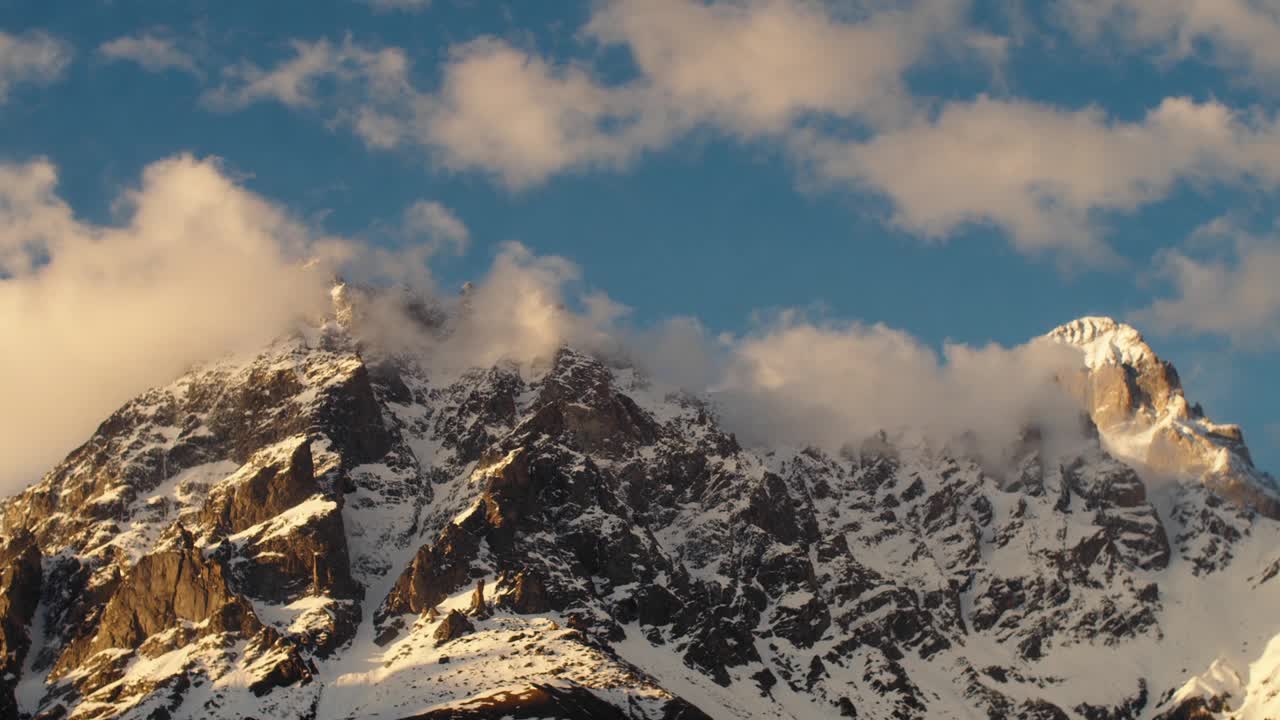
left=1, top=304, right=1279, bottom=719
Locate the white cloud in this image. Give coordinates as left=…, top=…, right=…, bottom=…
left=99, top=33, right=198, bottom=75
left=201, top=1, right=969, bottom=188
left=203, top=38, right=411, bottom=110
left=1132, top=218, right=1280, bottom=346
left=0, top=154, right=351, bottom=493
left=403, top=200, right=468, bottom=252
left=191, top=2, right=1280, bottom=263
left=416, top=39, right=668, bottom=188
left=803, top=95, right=1280, bottom=262
left=0, top=30, right=72, bottom=104
left=335, top=200, right=471, bottom=292
left=0, top=152, right=1101, bottom=493
left=341, top=240, right=627, bottom=373
left=1061, top=0, right=1280, bottom=81
left=585, top=0, right=965, bottom=134
left=709, top=314, right=1088, bottom=462
left=0, top=153, right=633, bottom=493
left=350, top=249, right=1092, bottom=467
left=206, top=36, right=670, bottom=188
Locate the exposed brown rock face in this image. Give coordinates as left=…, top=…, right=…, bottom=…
left=523, top=348, right=659, bottom=458
left=1154, top=695, right=1228, bottom=719
left=200, top=436, right=316, bottom=534
left=81, top=527, right=237, bottom=661
left=229, top=495, right=361, bottom=603
left=244, top=629, right=316, bottom=697
left=1082, top=364, right=1137, bottom=431
left=0, top=532, right=42, bottom=718
left=37, top=523, right=315, bottom=716
left=433, top=610, right=475, bottom=646
left=479, top=449, right=535, bottom=531
left=1050, top=317, right=1280, bottom=519
left=501, top=571, right=550, bottom=615
left=204, top=356, right=391, bottom=467
left=377, top=521, right=481, bottom=629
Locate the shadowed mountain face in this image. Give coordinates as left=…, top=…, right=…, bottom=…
left=1, top=303, right=1278, bottom=720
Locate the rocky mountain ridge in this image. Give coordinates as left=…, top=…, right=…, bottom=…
left=1, top=303, right=1279, bottom=719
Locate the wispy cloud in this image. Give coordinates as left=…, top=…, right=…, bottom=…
left=1133, top=217, right=1280, bottom=347
left=1061, top=0, right=1280, bottom=83
left=99, top=33, right=199, bottom=76
left=189, top=0, right=1280, bottom=267
left=403, top=200, right=468, bottom=252
left=202, top=38, right=411, bottom=111
left=199, top=1, right=966, bottom=187
left=0, top=30, right=72, bottom=104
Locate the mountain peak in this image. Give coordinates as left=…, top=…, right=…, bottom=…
left=1046, top=315, right=1157, bottom=369
left=1044, top=315, right=1280, bottom=518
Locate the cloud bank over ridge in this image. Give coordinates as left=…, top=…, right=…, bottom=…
left=0, top=152, right=1093, bottom=494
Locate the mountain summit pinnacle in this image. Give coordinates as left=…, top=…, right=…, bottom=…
left=1047, top=315, right=1280, bottom=518
left=1046, top=316, right=1157, bottom=369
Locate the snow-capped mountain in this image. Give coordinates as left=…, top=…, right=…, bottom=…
left=1048, top=317, right=1280, bottom=521
left=3, top=296, right=1280, bottom=719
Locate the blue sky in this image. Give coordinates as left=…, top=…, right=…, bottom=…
left=3, top=0, right=1280, bottom=476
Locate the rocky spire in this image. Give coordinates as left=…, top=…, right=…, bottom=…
left=1048, top=315, right=1279, bottom=516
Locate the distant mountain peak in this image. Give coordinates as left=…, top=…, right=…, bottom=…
left=1047, top=315, right=1157, bottom=369
left=1047, top=314, right=1280, bottom=518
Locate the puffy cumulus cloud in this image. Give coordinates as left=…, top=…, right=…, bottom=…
left=1061, top=0, right=1280, bottom=81
left=415, top=39, right=668, bottom=188
left=98, top=33, right=198, bottom=75
left=0, top=154, right=351, bottom=493
left=0, top=30, right=72, bottom=104
left=708, top=314, right=1089, bottom=463
left=0, top=154, right=631, bottom=491
left=1132, top=218, right=1280, bottom=346
left=447, top=243, right=624, bottom=367
left=585, top=0, right=966, bottom=134
left=629, top=316, right=729, bottom=394
left=341, top=240, right=628, bottom=375
left=803, top=95, right=1280, bottom=263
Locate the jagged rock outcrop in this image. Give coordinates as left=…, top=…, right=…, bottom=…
left=499, top=571, right=550, bottom=615
left=199, top=435, right=317, bottom=534
left=69, top=526, right=238, bottom=664
left=433, top=609, right=475, bottom=646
